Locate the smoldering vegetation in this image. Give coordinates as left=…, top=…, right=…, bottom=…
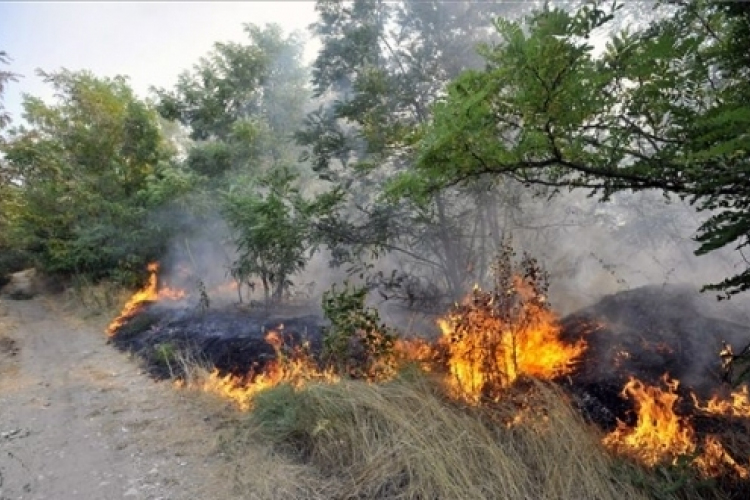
left=5, top=0, right=750, bottom=498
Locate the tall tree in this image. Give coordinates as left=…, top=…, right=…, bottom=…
left=299, top=0, right=530, bottom=302
left=154, top=23, right=324, bottom=301
left=395, top=0, right=750, bottom=298
left=154, top=23, right=308, bottom=182
left=0, top=51, right=26, bottom=279
left=1, top=69, right=192, bottom=283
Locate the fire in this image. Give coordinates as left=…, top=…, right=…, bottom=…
left=185, top=330, right=338, bottom=411
left=603, top=375, right=695, bottom=466
left=604, top=375, right=750, bottom=478
left=695, top=435, right=750, bottom=479
left=437, top=277, right=586, bottom=403
left=693, top=386, right=750, bottom=418
left=106, top=262, right=186, bottom=336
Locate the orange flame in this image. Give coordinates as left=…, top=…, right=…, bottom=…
left=604, top=375, right=750, bottom=477
left=695, top=435, right=750, bottom=479
left=437, top=277, right=586, bottom=403
left=184, top=330, right=338, bottom=411
left=693, top=386, right=750, bottom=418
left=603, top=375, right=695, bottom=466
left=106, top=262, right=186, bottom=336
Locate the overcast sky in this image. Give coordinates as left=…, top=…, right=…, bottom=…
left=0, top=1, right=320, bottom=126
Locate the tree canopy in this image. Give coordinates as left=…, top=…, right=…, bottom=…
left=390, top=0, right=750, bottom=298
left=2, top=0, right=750, bottom=304
left=1, top=69, right=193, bottom=283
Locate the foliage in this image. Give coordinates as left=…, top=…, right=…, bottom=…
left=397, top=0, right=750, bottom=299
left=298, top=0, right=528, bottom=299
left=0, top=51, right=19, bottom=132
left=321, top=281, right=397, bottom=379
left=154, top=23, right=309, bottom=184
left=0, top=69, right=194, bottom=284
left=0, top=52, right=27, bottom=279
left=223, top=167, right=339, bottom=302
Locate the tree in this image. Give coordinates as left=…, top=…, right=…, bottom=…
left=0, top=69, right=193, bottom=283
left=154, top=23, right=309, bottom=184
left=0, top=52, right=28, bottom=280
left=152, top=24, right=318, bottom=296
left=299, top=0, right=529, bottom=302
left=394, top=0, right=750, bottom=298
left=223, top=167, right=339, bottom=302
left=0, top=51, right=19, bottom=132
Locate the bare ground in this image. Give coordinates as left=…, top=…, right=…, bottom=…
left=0, top=297, right=241, bottom=500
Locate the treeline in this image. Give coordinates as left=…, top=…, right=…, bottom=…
left=1, top=0, right=749, bottom=302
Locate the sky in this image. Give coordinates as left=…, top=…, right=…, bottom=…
left=0, top=1, right=320, bottom=126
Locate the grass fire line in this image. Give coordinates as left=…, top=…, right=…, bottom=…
left=107, top=262, right=750, bottom=487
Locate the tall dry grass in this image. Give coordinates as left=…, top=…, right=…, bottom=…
left=231, top=369, right=654, bottom=500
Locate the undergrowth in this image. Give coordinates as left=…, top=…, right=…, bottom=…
left=241, top=371, right=651, bottom=500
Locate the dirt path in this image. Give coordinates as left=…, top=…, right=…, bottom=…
left=0, top=297, right=239, bottom=500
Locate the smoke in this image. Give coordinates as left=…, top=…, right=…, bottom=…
left=149, top=0, right=750, bottom=366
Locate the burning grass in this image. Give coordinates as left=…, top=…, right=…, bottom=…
left=107, top=251, right=750, bottom=499
left=603, top=374, right=750, bottom=486
left=179, top=330, right=339, bottom=411
left=106, top=262, right=186, bottom=336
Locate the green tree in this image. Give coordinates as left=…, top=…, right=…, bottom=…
left=152, top=23, right=318, bottom=296
left=299, top=0, right=526, bottom=301
left=223, top=167, right=339, bottom=302
left=1, top=69, right=193, bottom=283
left=154, top=23, right=308, bottom=183
left=395, top=0, right=750, bottom=299
left=0, top=51, right=28, bottom=280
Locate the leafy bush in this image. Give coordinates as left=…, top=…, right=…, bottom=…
left=321, top=281, right=397, bottom=379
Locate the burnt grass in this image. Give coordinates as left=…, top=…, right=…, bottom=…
left=108, top=301, right=326, bottom=380
left=109, top=284, right=750, bottom=496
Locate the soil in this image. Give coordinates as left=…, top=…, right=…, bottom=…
left=0, top=297, right=240, bottom=500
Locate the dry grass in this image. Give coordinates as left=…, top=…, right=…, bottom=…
left=43, top=279, right=133, bottom=333
left=0, top=299, right=20, bottom=380
left=219, top=369, right=654, bottom=500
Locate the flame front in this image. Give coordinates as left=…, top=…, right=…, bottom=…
left=603, top=375, right=695, bottom=466
left=106, top=262, right=186, bottom=336
left=187, top=331, right=339, bottom=411
left=603, top=375, right=750, bottom=478
left=694, top=386, right=750, bottom=418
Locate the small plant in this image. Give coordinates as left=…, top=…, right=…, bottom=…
left=321, top=282, right=397, bottom=380
left=196, top=279, right=210, bottom=312
left=153, top=342, right=178, bottom=375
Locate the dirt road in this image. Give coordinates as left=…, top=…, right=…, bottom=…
left=0, top=298, right=237, bottom=500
